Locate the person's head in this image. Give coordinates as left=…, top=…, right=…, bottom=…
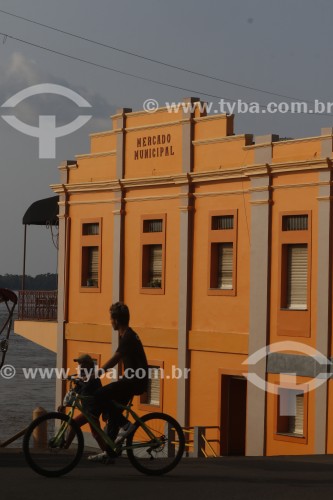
left=110, top=302, right=130, bottom=330
left=73, top=354, right=95, bottom=374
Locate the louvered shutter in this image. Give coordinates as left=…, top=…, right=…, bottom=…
left=147, top=368, right=160, bottom=406
left=288, top=393, right=304, bottom=435
left=287, top=244, right=307, bottom=309
left=150, top=245, right=162, bottom=285
left=212, top=215, right=234, bottom=230
left=144, top=219, right=163, bottom=233
left=217, top=243, right=233, bottom=289
left=83, top=223, right=99, bottom=235
left=283, top=215, right=308, bottom=231
left=88, top=247, right=99, bottom=286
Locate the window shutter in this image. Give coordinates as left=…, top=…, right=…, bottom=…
left=283, top=215, right=308, bottom=231
left=218, top=243, right=233, bottom=289
left=88, top=247, right=99, bottom=286
left=212, top=215, right=234, bottom=230
left=83, top=223, right=99, bottom=235
left=144, top=219, right=163, bottom=232
left=287, top=244, right=307, bottom=309
left=149, top=245, right=162, bottom=285
left=288, top=393, right=304, bottom=436
left=147, top=368, right=160, bottom=406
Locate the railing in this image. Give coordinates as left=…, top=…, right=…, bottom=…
left=182, top=426, right=220, bottom=457
left=163, top=424, right=220, bottom=458
left=18, top=290, right=58, bottom=321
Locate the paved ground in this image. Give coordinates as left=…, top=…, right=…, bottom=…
left=2, top=450, right=333, bottom=500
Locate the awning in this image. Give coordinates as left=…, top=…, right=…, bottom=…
left=22, top=196, right=59, bottom=226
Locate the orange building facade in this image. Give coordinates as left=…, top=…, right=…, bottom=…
left=21, top=98, right=333, bottom=456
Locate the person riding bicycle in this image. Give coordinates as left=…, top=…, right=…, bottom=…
left=89, top=302, right=148, bottom=463
left=59, top=354, right=108, bottom=453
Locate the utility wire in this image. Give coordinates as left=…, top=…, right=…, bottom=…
left=1, top=30, right=332, bottom=116
left=0, top=31, right=269, bottom=106
left=0, top=8, right=309, bottom=103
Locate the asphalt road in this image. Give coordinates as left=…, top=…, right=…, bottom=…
left=2, top=451, right=333, bottom=500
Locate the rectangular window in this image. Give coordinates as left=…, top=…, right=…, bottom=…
left=139, top=362, right=163, bottom=411
left=282, top=215, right=308, bottom=231
left=140, top=366, right=161, bottom=406
left=80, top=219, right=102, bottom=292
left=276, top=389, right=306, bottom=439
left=82, top=246, right=99, bottom=287
left=289, top=393, right=304, bottom=436
left=141, top=215, right=166, bottom=294
left=212, top=215, right=234, bottom=231
left=208, top=210, right=237, bottom=296
left=143, top=219, right=163, bottom=233
left=279, top=212, right=311, bottom=319
left=217, top=243, right=233, bottom=289
left=82, top=222, right=100, bottom=235
left=286, top=244, right=308, bottom=309
left=148, top=244, right=162, bottom=287
left=278, top=212, right=311, bottom=335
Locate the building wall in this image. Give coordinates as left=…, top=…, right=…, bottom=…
left=49, top=102, right=333, bottom=456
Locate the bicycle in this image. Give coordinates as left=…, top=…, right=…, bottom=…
left=23, top=377, right=185, bottom=477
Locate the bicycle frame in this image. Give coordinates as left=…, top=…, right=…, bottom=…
left=60, top=392, right=161, bottom=453
left=23, top=382, right=185, bottom=477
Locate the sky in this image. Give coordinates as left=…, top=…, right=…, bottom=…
left=0, top=0, right=333, bottom=275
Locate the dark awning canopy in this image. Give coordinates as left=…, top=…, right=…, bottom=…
left=22, top=196, right=59, bottom=226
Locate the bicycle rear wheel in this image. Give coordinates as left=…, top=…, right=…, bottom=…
left=23, top=412, right=84, bottom=477
left=126, top=412, right=185, bottom=475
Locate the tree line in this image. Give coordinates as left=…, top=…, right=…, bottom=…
left=0, top=274, right=58, bottom=291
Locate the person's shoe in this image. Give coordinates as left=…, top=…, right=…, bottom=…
left=87, top=451, right=115, bottom=464
left=115, top=421, right=135, bottom=444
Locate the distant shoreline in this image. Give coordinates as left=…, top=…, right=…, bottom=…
left=0, top=274, right=57, bottom=291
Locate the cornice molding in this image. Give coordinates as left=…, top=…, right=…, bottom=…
left=122, top=173, right=189, bottom=189
left=58, top=161, right=78, bottom=171
left=75, top=150, right=116, bottom=159
left=273, top=135, right=332, bottom=146
left=50, top=180, right=121, bottom=194
left=243, top=142, right=271, bottom=150
left=69, top=199, right=117, bottom=205
left=250, top=200, right=273, bottom=206
left=194, top=188, right=250, bottom=198
left=50, top=159, right=332, bottom=196
left=125, top=194, right=180, bottom=203
left=273, top=181, right=330, bottom=191
left=243, top=135, right=332, bottom=150
left=270, top=158, right=330, bottom=173
left=125, top=119, right=185, bottom=133
left=249, top=185, right=271, bottom=193
left=89, top=129, right=115, bottom=138
left=317, top=196, right=333, bottom=201
left=193, top=114, right=229, bottom=123
left=193, top=134, right=251, bottom=146
left=113, top=106, right=171, bottom=118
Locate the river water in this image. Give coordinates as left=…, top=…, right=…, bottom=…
left=0, top=302, right=56, bottom=446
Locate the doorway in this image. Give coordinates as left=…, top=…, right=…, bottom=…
left=220, top=375, right=247, bottom=455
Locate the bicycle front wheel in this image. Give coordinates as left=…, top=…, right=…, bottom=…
left=126, top=412, right=185, bottom=475
left=23, top=412, right=84, bottom=477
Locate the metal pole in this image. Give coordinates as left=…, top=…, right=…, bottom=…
left=22, top=224, right=27, bottom=291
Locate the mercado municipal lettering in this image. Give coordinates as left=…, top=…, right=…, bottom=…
left=134, top=133, right=175, bottom=160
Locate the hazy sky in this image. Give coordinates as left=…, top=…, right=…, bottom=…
left=0, top=0, right=333, bottom=275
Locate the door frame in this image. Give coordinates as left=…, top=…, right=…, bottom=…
left=218, top=368, right=248, bottom=456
